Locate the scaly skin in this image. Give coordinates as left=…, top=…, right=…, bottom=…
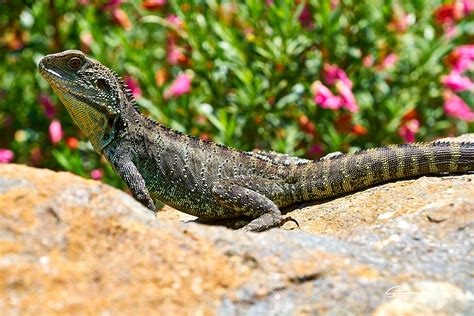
left=39, top=50, right=474, bottom=232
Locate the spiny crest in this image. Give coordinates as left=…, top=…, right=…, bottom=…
left=112, top=71, right=140, bottom=112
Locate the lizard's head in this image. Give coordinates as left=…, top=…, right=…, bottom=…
left=39, top=50, right=135, bottom=152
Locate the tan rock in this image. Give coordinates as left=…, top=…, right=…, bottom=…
left=1, top=153, right=473, bottom=315
left=0, top=164, right=246, bottom=315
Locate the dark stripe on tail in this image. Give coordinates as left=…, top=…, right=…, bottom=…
left=298, top=141, right=474, bottom=201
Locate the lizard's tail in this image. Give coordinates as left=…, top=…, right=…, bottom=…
left=298, top=140, right=473, bottom=200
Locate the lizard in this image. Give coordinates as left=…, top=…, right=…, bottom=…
left=39, top=50, right=474, bottom=232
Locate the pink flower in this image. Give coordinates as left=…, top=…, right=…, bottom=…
left=444, top=93, right=474, bottom=121
left=455, top=44, right=474, bottom=59
left=335, top=81, right=359, bottom=113
left=377, top=53, right=398, bottom=70
left=463, top=0, right=474, bottom=14
left=112, top=8, right=132, bottom=31
left=90, top=169, right=104, bottom=180
left=388, top=10, right=414, bottom=33
left=444, top=24, right=458, bottom=39
left=49, top=120, right=63, bottom=144
left=311, top=81, right=342, bottom=110
left=167, top=15, right=183, bottom=28
left=0, top=149, right=14, bottom=163
left=166, top=36, right=187, bottom=65
left=164, top=73, right=192, bottom=99
left=167, top=44, right=186, bottom=65
left=80, top=31, right=94, bottom=51
left=322, top=64, right=352, bottom=89
left=450, top=45, right=474, bottom=73
left=441, top=71, right=474, bottom=92
left=398, top=119, right=420, bottom=143
left=38, top=94, right=55, bottom=119
left=124, top=75, right=142, bottom=98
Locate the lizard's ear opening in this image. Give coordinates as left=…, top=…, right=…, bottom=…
left=96, top=78, right=107, bottom=90
left=95, top=78, right=112, bottom=95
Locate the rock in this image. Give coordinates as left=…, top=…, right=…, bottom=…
left=1, top=160, right=473, bottom=314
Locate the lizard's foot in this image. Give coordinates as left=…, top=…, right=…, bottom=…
left=238, top=215, right=299, bottom=232
left=211, top=177, right=290, bottom=232
left=237, top=212, right=283, bottom=232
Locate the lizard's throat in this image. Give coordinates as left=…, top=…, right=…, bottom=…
left=54, top=87, right=109, bottom=153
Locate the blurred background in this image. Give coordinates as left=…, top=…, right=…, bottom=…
left=0, top=0, right=473, bottom=189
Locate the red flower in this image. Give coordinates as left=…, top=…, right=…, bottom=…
left=66, top=137, right=79, bottom=150
left=298, top=3, right=314, bottom=29
left=352, top=124, right=368, bottom=135
left=142, top=0, right=166, bottom=10
left=434, top=3, right=463, bottom=25
left=308, top=144, right=324, bottom=156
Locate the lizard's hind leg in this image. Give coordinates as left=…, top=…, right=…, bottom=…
left=211, top=178, right=286, bottom=232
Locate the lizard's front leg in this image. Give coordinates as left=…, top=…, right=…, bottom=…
left=211, top=178, right=285, bottom=232
left=109, top=155, right=156, bottom=212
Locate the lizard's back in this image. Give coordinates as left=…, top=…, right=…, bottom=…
left=130, top=118, right=473, bottom=219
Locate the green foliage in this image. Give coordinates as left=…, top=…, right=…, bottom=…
left=0, top=0, right=472, bottom=187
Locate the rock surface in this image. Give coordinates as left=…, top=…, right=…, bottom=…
left=0, top=162, right=473, bottom=315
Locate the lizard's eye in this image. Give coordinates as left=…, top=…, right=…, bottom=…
left=67, top=57, right=82, bottom=69
left=95, top=79, right=108, bottom=90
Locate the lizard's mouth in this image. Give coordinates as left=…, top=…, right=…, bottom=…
left=39, top=61, right=72, bottom=88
